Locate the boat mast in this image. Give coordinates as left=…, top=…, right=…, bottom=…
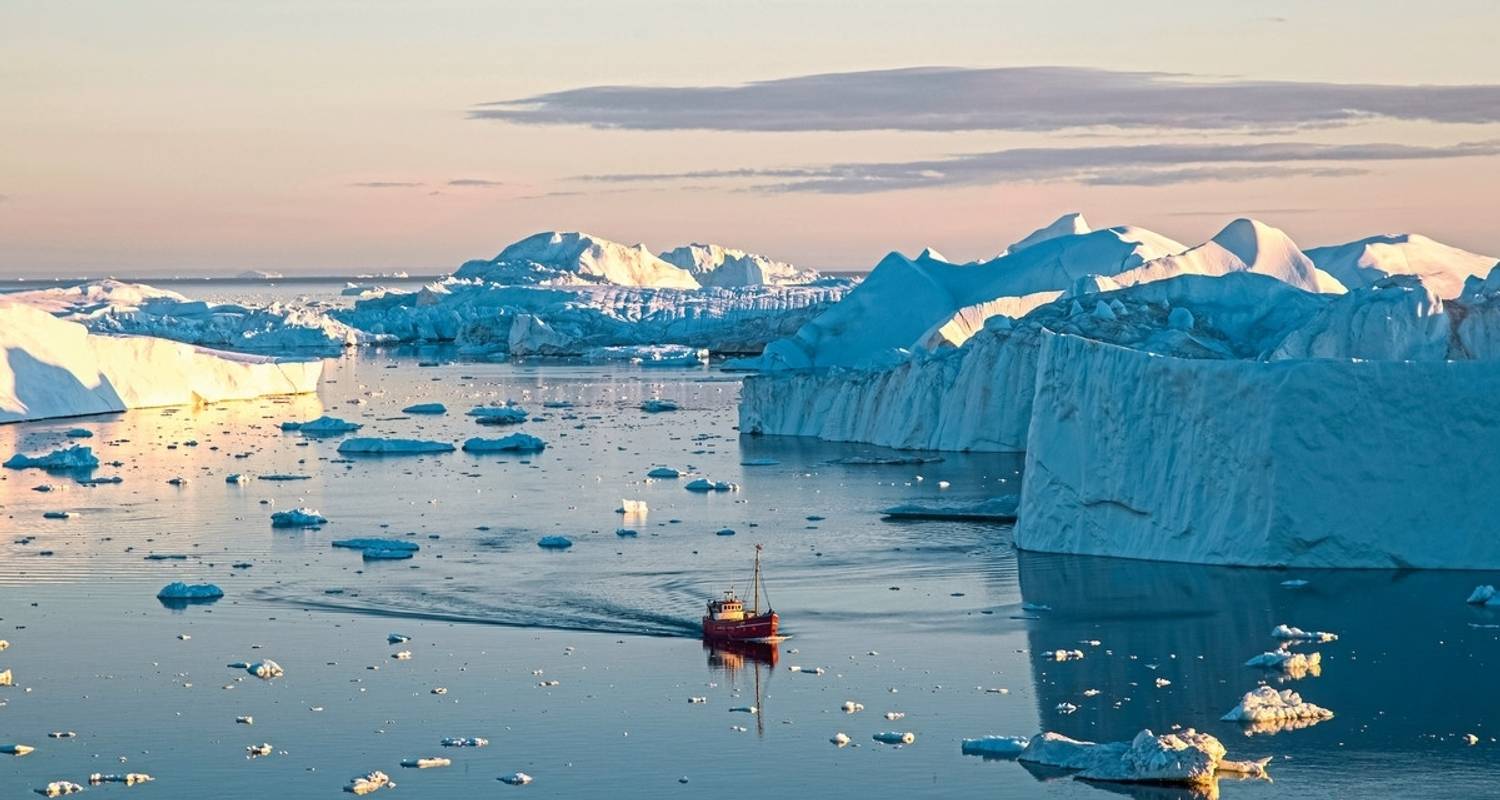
left=751, top=544, right=762, bottom=616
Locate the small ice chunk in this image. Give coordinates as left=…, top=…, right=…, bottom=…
left=89, top=774, right=154, bottom=786
left=338, top=437, right=455, bottom=455
left=873, top=731, right=916, bottom=745
left=41, top=781, right=85, bottom=797
left=270, top=508, right=327, bottom=527
left=499, top=772, right=533, bottom=785
left=246, top=660, right=284, bottom=680
left=1271, top=624, right=1338, bottom=642
left=463, top=434, right=546, bottom=453
left=247, top=743, right=273, bottom=757
left=640, top=399, right=679, bottom=413
left=1221, top=686, right=1334, bottom=725
left=225, top=473, right=253, bottom=484
left=1, top=744, right=35, bottom=756
left=684, top=478, right=738, bottom=492
left=402, top=403, right=447, bottom=414
left=841, top=701, right=864, bottom=713
left=400, top=757, right=450, bottom=769
left=1467, top=585, right=1499, bottom=605
left=468, top=406, right=528, bottom=425
left=729, top=705, right=758, bottom=714
left=831, top=732, right=851, bottom=747
left=646, top=467, right=682, bottom=479
left=961, top=736, right=1028, bottom=758
left=156, top=582, right=224, bottom=601
left=618, top=499, right=648, bottom=514
left=288, top=415, right=363, bottom=435
left=1049, top=649, right=1085, bottom=661
left=346, top=770, right=394, bottom=794
left=441, top=737, right=488, bottom=748
left=4, top=445, right=99, bottom=470
left=537, top=536, right=573, bottom=549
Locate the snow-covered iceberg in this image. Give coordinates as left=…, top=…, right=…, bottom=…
left=658, top=243, right=819, bottom=287
left=455, top=230, right=701, bottom=288
left=6, top=279, right=385, bottom=353
left=1308, top=233, right=1497, bottom=299
left=1, top=302, right=322, bottom=424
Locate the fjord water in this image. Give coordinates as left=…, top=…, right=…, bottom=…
left=1, top=350, right=1496, bottom=798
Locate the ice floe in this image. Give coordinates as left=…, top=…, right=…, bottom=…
left=270, top=508, right=327, bottom=527
left=463, top=434, right=546, bottom=453
left=337, top=438, right=455, bottom=455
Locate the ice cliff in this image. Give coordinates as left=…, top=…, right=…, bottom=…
left=738, top=217, right=1500, bottom=568
left=0, top=302, right=322, bottom=423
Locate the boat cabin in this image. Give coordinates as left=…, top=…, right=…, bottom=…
left=707, top=591, right=747, bottom=621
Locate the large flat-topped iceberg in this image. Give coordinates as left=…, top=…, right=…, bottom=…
left=1015, top=330, right=1500, bottom=568
left=0, top=302, right=322, bottom=424
left=455, top=231, right=701, bottom=288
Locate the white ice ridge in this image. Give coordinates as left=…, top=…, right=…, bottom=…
left=658, top=242, right=820, bottom=288
left=455, top=231, right=702, bottom=288
left=1308, top=233, right=1497, bottom=299
left=0, top=302, right=322, bottom=424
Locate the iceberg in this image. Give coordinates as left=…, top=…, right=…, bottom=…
left=658, top=242, right=819, bottom=287
left=467, top=405, right=528, bottom=425
left=6, top=279, right=385, bottom=353
left=881, top=495, right=1018, bottom=522
left=583, top=344, right=708, bottom=366
left=337, top=438, right=455, bottom=454
left=1019, top=729, right=1269, bottom=785
left=156, top=582, right=224, bottom=601
left=270, top=508, right=327, bottom=527
left=5, top=445, right=100, bottom=471
left=1, top=302, right=322, bottom=424
left=684, top=478, right=738, bottom=492
left=332, top=538, right=420, bottom=552
left=960, top=735, right=1029, bottom=758
left=1308, top=233, right=1497, bottom=299
left=1221, top=686, right=1334, bottom=726
left=401, top=403, right=447, bottom=414
left=455, top=230, right=700, bottom=288
left=641, top=399, right=679, bottom=413
left=463, top=434, right=546, bottom=453
left=285, top=415, right=363, bottom=435
left=537, top=535, right=573, bottom=549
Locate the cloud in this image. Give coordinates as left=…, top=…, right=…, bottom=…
left=349, top=181, right=424, bottom=188
left=575, top=140, right=1500, bottom=193
left=472, top=66, right=1500, bottom=133
left=447, top=178, right=504, bottom=187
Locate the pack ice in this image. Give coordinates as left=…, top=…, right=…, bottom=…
left=1, top=302, right=322, bottom=424
left=738, top=215, right=1500, bottom=568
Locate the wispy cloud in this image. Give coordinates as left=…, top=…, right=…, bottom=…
left=349, top=181, right=425, bottom=188
left=473, top=66, right=1500, bottom=133
left=575, top=140, right=1500, bottom=193
left=447, top=178, right=504, bottom=187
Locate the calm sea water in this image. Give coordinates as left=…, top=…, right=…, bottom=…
left=1, top=349, right=1496, bottom=798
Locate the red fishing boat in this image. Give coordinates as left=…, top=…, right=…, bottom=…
left=702, top=544, right=780, bottom=642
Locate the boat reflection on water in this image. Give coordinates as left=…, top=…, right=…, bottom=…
left=704, top=638, right=780, bottom=670
left=704, top=639, right=779, bottom=737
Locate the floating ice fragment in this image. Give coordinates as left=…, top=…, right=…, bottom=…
left=400, top=757, right=450, bottom=768
left=4, top=446, right=99, bottom=470
left=41, top=781, right=84, bottom=796
left=684, top=478, right=738, bottom=492
left=840, top=701, right=863, bottom=713
left=468, top=406, right=528, bottom=425
left=338, top=437, right=455, bottom=455
left=246, top=660, right=284, bottom=680
left=881, top=495, right=1018, bottom=522
left=499, top=772, right=533, bottom=785
left=1, top=744, right=34, bottom=756
left=441, top=737, right=488, bottom=748
left=464, top=434, right=546, bottom=453
left=402, top=403, right=447, bottom=414
left=270, top=508, right=326, bottom=527
left=617, top=499, right=648, bottom=514
left=1221, top=686, right=1334, bottom=726
left=646, top=467, right=682, bottom=479
left=1467, top=585, right=1499, bottom=605
left=537, top=536, right=573, bottom=549
left=831, top=732, right=851, bottom=747
left=1271, top=624, right=1338, bottom=642
left=961, top=736, right=1028, bottom=758
left=1049, top=649, right=1084, bottom=661
left=89, top=774, right=154, bottom=786
left=873, top=731, right=916, bottom=745
left=346, top=770, right=394, bottom=794
left=156, top=582, right=224, bottom=601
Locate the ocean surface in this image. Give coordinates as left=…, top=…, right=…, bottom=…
left=1, top=346, right=1497, bottom=797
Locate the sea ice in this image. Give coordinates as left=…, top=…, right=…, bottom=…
left=1221, top=686, right=1334, bottom=725
left=156, top=582, right=224, bottom=601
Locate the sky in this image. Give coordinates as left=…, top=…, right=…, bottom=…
left=2, top=0, right=1499, bottom=276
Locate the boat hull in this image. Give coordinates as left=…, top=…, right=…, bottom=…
left=702, top=611, right=778, bottom=642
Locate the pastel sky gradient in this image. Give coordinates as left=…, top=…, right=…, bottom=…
left=3, top=0, right=1498, bottom=276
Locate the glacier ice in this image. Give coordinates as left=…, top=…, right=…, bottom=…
left=1, top=302, right=322, bottom=424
